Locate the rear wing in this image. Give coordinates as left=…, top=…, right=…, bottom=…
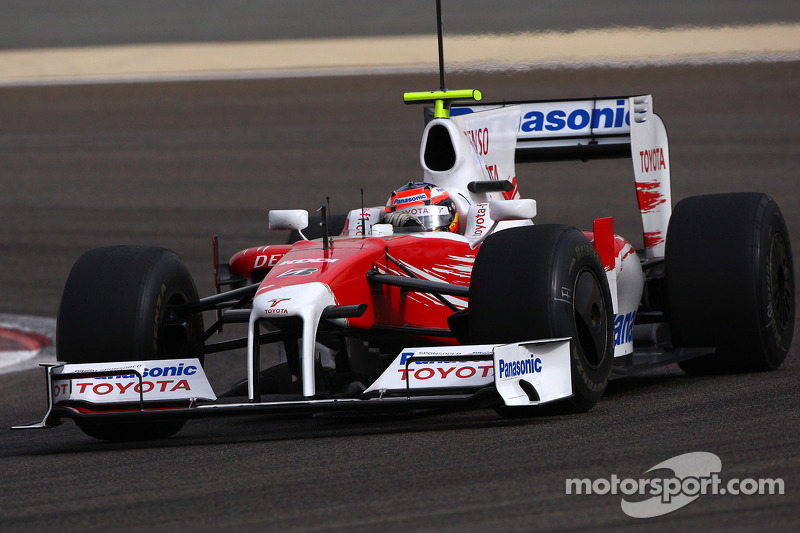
left=439, top=95, right=672, bottom=259
left=449, top=96, right=636, bottom=162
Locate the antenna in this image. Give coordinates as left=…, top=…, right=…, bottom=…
left=360, top=188, right=366, bottom=239
left=318, top=201, right=329, bottom=251
left=436, top=0, right=446, bottom=92
left=403, top=0, right=482, bottom=119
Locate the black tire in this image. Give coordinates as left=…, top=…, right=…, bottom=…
left=287, top=214, right=348, bottom=244
left=57, top=246, right=205, bottom=440
left=666, top=193, right=794, bottom=374
left=469, top=225, right=614, bottom=414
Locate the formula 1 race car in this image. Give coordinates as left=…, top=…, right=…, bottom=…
left=15, top=17, right=795, bottom=443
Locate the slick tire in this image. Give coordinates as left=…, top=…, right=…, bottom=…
left=666, top=193, right=794, bottom=374
left=470, top=225, right=614, bottom=415
left=57, top=246, right=205, bottom=440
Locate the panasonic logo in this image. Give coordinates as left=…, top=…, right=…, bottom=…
left=394, top=193, right=428, bottom=205
left=614, top=311, right=636, bottom=346
left=94, top=363, right=197, bottom=379
left=498, top=355, right=542, bottom=379
left=520, top=99, right=629, bottom=134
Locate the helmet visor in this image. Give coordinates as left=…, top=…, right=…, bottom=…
left=397, top=205, right=454, bottom=231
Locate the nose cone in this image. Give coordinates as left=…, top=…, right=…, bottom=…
left=249, top=282, right=338, bottom=399
left=253, top=282, right=337, bottom=321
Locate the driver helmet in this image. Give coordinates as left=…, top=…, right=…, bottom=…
left=385, top=182, right=459, bottom=232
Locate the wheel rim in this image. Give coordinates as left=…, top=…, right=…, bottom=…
left=770, top=232, right=794, bottom=332
left=572, top=268, right=609, bottom=369
left=161, top=291, right=194, bottom=358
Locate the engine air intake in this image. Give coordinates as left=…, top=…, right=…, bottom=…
left=424, top=124, right=456, bottom=171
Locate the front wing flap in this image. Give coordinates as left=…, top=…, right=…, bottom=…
left=493, top=338, right=572, bottom=406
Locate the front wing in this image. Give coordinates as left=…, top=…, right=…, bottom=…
left=13, top=339, right=572, bottom=430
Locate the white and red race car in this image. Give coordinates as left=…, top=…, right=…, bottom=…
left=15, top=65, right=794, bottom=441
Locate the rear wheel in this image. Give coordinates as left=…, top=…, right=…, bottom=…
left=57, top=246, right=204, bottom=440
left=469, top=225, right=614, bottom=415
left=666, top=193, right=794, bottom=374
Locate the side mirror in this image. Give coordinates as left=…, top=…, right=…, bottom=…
left=269, top=210, right=309, bottom=231
left=370, top=224, right=394, bottom=236
left=489, top=199, right=537, bottom=222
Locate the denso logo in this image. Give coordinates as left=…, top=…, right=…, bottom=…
left=464, top=127, right=489, bottom=155
left=253, top=254, right=283, bottom=269
left=498, top=355, right=542, bottom=379
left=521, top=100, right=629, bottom=134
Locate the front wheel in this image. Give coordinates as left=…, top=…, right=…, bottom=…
left=469, top=225, right=614, bottom=415
left=57, top=246, right=204, bottom=440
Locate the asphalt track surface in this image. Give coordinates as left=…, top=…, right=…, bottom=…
left=1, top=63, right=799, bottom=531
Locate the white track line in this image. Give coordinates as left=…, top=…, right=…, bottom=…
left=0, top=315, right=56, bottom=375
